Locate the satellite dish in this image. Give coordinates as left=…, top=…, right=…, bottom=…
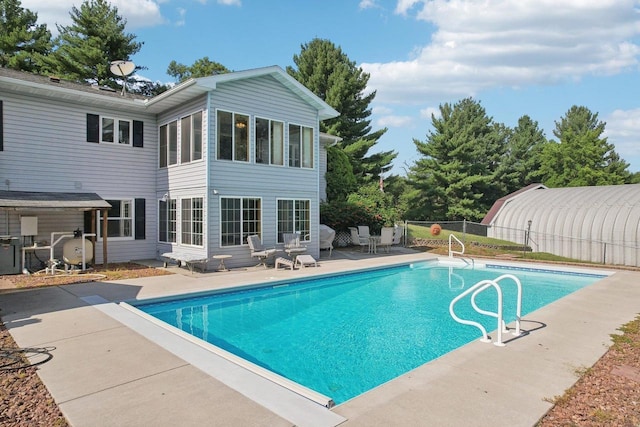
left=109, top=60, right=135, bottom=95
left=110, top=60, right=135, bottom=77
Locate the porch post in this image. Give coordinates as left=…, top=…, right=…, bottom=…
left=102, top=210, right=108, bottom=267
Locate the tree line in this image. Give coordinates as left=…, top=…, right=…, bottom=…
left=2, top=0, right=637, bottom=229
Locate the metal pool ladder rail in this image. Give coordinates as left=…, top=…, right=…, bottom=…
left=448, top=233, right=465, bottom=257
left=449, top=274, right=523, bottom=346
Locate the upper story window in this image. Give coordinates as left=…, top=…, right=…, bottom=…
left=288, top=124, right=314, bottom=168
left=159, top=120, right=178, bottom=167
left=102, top=117, right=131, bottom=144
left=217, top=110, right=249, bottom=162
left=255, top=117, right=284, bottom=165
left=86, top=114, right=143, bottom=147
left=180, top=111, right=203, bottom=164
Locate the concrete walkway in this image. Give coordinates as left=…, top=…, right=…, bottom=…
left=1, top=249, right=639, bottom=426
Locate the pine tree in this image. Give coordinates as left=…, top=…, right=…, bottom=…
left=407, top=98, right=506, bottom=221
left=287, top=38, right=396, bottom=189
left=539, top=106, right=631, bottom=187
left=0, top=0, right=51, bottom=73
left=42, top=0, right=142, bottom=87
left=166, top=57, right=230, bottom=82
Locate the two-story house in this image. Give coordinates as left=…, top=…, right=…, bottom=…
left=0, top=65, right=339, bottom=272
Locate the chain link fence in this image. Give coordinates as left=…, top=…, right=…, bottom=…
left=402, top=220, right=640, bottom=267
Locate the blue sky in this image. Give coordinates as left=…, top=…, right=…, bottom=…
left=22, top=0, right=640, bottom=176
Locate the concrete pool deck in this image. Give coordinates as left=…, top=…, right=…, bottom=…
left=1, top=249, right=639, bottom=426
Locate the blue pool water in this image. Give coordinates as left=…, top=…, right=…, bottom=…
left=134, top=261, right=606, bottom=405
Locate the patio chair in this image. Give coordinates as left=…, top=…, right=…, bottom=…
left=349, top=227, right=369, bottom=252
left=246, top=235, right=277, bottom=268
left=357, top=225, right=370, bottom=239
left=393, top=225, right=404, bottom=245
left=319, top=224, right=335, bottom=257
left=379, top=227, right=394, bottom=253
left=283, top=232, right=307, bottom=261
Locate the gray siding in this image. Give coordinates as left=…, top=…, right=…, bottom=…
left=0, top=91, right=158, bottom=263
left=206, top=76, right=322, bottom=267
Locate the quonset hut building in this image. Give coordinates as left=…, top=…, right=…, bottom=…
left=481, top=183, right=640, bottom=267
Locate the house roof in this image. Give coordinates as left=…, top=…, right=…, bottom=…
left=145, top=66, right=340, bottom=119
left=0, top=67, right=149, bottom=114
left=0, top=66, right=340, bottom=120
left=0, top=190, right=111, bottom=211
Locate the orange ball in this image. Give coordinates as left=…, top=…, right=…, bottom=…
left=430, top=224, right=442, bottom=236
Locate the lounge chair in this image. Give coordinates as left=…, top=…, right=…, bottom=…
left=295, top=254, right=318, bottom=268
left=319, top=224, right=335, bottom=257
left=379, top=227, right=394, bottom=253
left=246, top=235, right=277, bottom=268
left=349, top=227, right=369, bottom=252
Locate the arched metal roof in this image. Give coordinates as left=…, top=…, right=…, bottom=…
left=483, top=184, right=640, bottom=266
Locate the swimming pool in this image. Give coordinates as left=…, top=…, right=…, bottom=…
left=132, top=260, right=607, bottom=406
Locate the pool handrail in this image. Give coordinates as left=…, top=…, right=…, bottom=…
left=448, top=233, right=465, bottom=258
left=449, top=274, right=523, bottom=346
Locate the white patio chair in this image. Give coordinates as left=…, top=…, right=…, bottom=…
left=379, top=227, right=394, bottom=253
left=247, top=234, right=277, bottom=268
left=349, top=227, right=369, bottom=252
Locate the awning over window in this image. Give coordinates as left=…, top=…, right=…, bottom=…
left=0, top=190, right=111, bottom=210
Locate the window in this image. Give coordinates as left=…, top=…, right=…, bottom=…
left=277, top=199, right=310, bottom=243
left=288, top=124, right=313, bottom=168
left=100, top=199, right=132, bottom=239
left=255, top=117, right=284, bottom=165
left=220, top=197, right=261, bottom=246
left=159, top=199, right=177, bottom=243
left=181, top=197, right=203, bottom=246
left=101, top=118, right=131, bottom=144
left=217, top=110, right=249, bottom=161
left=159, top=120, right=178, bottom=167
left=87, top=114, right=143, bottom=146
left=180, top=111, right=203, bottom=164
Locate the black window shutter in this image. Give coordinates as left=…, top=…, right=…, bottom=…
left=135, top=198, right=146, bottom=240
left=87, top=114, right=99, bottom=143
left=84, top=211, right=93, bottom=233
left=133, top=120, right=143, bottom=147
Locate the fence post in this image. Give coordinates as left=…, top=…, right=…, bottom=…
left=603, top=242, right=607, bottom=265
left=463, top=219, right=467, bottom=242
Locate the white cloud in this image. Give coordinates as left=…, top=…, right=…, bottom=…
left=363, top=0, right=640, bottom=104
left=218, top=0, right=241, bottom=5
left=604, top=108, right=640, bottom=161
left=359, top=0, right=379, bottom=9
left=21, top=0, right=164, bottom=34
left=377, top=115, right=414, bottom=128
left=175, top=8, right=186, bottom=27
left=419, top=107, right=440, bottom=120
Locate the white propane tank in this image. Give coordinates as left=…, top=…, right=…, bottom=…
left=63, top=238, right=94, bottom=265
